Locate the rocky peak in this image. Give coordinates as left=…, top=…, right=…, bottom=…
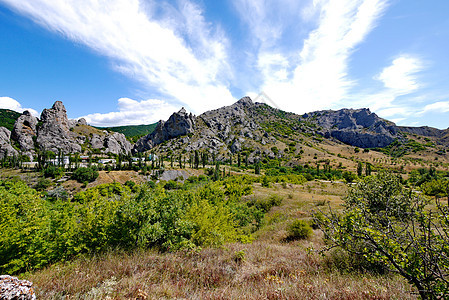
left=235, top=96, right=253, bottom=107
left=11, top=110, right=38, bottom=158
left=37, top=101, right=81, bottom=153
left=40, top=100, right=70, bottom=132
left=133, top=108, right=196, bottom=152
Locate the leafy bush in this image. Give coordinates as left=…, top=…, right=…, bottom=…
left=35, top=178, right=52, bottom=191
left=317, top=171, right=449, bottom=299
left=43, top=165, right=64, bottom=179
left=72, top=167, right=99, bottom=183
left=287, top=219, right=312, bottom=240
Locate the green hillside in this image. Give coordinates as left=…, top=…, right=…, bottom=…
left=0, top=109, right=21, bottom=131
left=99, top=123, right=157, bottom=142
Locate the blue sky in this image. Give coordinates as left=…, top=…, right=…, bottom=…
left=0, top=0, right=449, bottom=129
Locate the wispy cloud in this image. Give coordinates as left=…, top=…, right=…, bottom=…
left=419, top=101, right=449, bottom=115
left=0, top=97, right=39, bottom=116
left=81, top=97, right=179, bottom=127
left=236, top=0, right=388, bottom=113
left=0, top=0, right=234, bottom=115
left=376, top=55, right=423, bottom=93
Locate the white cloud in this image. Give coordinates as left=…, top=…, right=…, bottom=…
left=259, top=0, right=388, bottom=113
left=376, top=55, right=423, bottom=93
left=0, top=97, right=39, bottom=116
left=420, top=101, right=449, bottom=115
left=81, top=97, right=179, bottom=127
left=1, top=0, right=235, bottom=114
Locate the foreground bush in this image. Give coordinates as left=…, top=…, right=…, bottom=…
left=316, top=171, right=449, bottom=299
left=0, top=177, right=280, bottom=274
left=287, top=219, right=312, bottom=240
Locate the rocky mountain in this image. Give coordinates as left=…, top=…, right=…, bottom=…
left=2, top=96, right=448, bottom=162
left=132, top=97, right=403, bottom=160
left=303, top=108, right=399, bottom=148
left=1, top=101, right=132, bottom=160
left=131, top=96, right=449, bottom=165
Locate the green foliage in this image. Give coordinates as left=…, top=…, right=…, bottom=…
left=43, top=165, right=64, bottom=179
left=287, top=219, right=312, bottom=240
left=0, top=109, right=21, bottom=131
left=34, top=178, right=52, bottom=191
left=0, top=175, right=282, bottom=274
left=317, top=171, right=449, bottom=299
left=72, top=167, right=99, bottom=183
left=98, top=123, right=157, bottom=142
left=421, top=179, right=449, bottom=199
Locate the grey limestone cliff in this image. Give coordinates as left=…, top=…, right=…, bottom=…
left=0, top=127, right=18, bottom=159
left=134, top=108, right=195, bottom=152
left=308, top=108, right=399, bottom=148
left=36, top=101, right=82, bottom=153
left=11, top=110, right=38, bottom=159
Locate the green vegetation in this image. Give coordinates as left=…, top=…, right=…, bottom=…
left=72, top=167, right=99, bottom=183
left=98, top=123, right=158, bottom=142
left=0, top=108, right=21, bottom=131
left=0, top=176, right=281, bottom=274
left=287, top=219, right=312, bottom=240
left=317, top=171, right=449, bottom=299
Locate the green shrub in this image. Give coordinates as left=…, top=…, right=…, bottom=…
left=35, top=178, right=52, bottom=191
left=72, top=167, right=99, bottom=183
left=287, top=219, right=312, bottom=240
left=43, top=165, right=64, bottom=179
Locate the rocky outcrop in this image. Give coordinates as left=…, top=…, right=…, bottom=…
left=134, top=108, right=195, bottom=152
left=308, top=108, right=399, bottom=148
left=0, top=275, right=36, bottom=300
left=36, top=101, right=82, bottom=153
left=11, top=111, right=38, bottom=158
left=91, top=131, right=132, bottom=155
left=0, top=127, right=18, bottom=159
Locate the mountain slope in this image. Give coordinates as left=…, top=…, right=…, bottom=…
left=0, top=109, right=21, bottom=131
left=98, top=123, right=158, bottom=142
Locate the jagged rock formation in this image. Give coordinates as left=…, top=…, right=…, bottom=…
left=6, top=101, right=132, bottom=157
left=90, top=131, right=132, bottom=155
left=0, top=275, right=36, bottom=300
left=134, top=108, right=195, bottom=152
left=36, top=101, right=82, bottom=153
left=305, top=108, right=399, bottom=148
left=0, top=127, right=18, bottom=159
left=11, top=111, right=38, bottom=159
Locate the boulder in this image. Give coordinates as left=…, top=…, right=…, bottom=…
left=0, top=275, right=36, bottom=300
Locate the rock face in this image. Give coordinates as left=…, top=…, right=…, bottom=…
left=0, top=275, right=36, bottom=300
left=91, top=131, right=132, bottom=155
left=307, top=108, right=398, bottom=148
left=134, top=108, right=195, bottom=152
left=36, top=101, right=82, bottom=153
left=11, top=111, right=38, bottom=158
left=32, top=101, right=132, bottom=155
left=0, top=127, right=18, bottom=159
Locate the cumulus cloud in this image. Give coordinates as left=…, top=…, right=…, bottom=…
left=1, top=0, right=235, bottom=113
left=81, top=97, right=180, bottom=127
left=0, top=97, right=39, bottom=116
